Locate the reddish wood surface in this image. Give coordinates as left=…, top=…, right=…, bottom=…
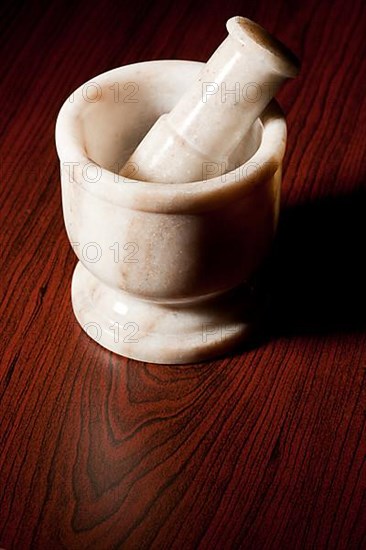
left=1, top=0, right=366, bottom=548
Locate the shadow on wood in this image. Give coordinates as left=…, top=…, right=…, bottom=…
left=263, top=188, right=366, bottom=336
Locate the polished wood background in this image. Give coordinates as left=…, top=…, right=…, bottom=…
left=1, top=0, right=365, bottom=548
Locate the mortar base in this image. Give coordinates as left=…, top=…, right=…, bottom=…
left=71, top=261, right=257, bottom=364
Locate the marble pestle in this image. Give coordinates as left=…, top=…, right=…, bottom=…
left=119, top=16, right=299, bottom=184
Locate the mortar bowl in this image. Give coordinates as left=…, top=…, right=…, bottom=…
left=55, top=60, right=286, bottom=364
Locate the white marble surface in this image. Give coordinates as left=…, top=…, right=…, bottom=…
left=56, top=60, right=287, bottom=364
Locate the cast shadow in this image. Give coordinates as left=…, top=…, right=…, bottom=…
left=260, top=187, right=366, bottom=337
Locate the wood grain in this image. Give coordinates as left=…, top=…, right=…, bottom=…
left=1, top=0, right=365, bottom=548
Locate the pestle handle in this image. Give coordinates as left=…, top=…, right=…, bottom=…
left=120, top=16, right=300, bottom=184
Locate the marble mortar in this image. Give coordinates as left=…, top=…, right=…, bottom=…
left=55, top=60, right=287, bottom=364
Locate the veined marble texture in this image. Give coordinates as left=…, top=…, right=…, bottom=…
left=56, top=60, right=287, bottom=363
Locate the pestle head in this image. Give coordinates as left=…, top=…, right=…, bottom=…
left=119, top=16, right=300, bottom=184
left=226, top=17, right=300, bottom=79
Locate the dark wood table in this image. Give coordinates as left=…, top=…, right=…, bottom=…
left=1, top=0, right=365, bottom=548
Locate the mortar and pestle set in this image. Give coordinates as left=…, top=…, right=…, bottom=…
left=55, top=16, right=300, bottom=364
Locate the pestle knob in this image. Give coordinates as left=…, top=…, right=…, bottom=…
left=119, top=16, right=299, bottom=183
